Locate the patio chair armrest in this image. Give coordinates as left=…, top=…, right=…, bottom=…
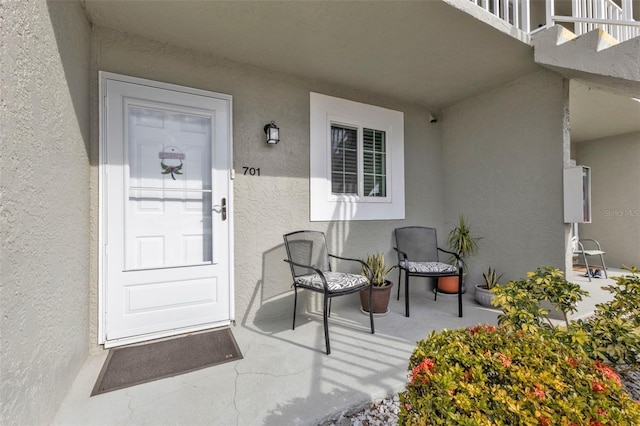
left=283, top=259, right=325, bottom=277
left=328, top=253, right=364, bottom=265
left=579, top=239, right=603, bottom=250
left=393, top=247, right=408, bottom=263
left=437, top=247, right=463, bottom=270
left=437, top=247, right=460, bottom=260
left=327, top=254, right=372, bottom=279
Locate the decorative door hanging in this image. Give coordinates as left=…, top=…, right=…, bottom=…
left=159, top=146, right=185, bottom=180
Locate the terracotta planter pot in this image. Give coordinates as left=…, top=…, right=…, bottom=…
left=359, top=281, right=393, bottom=314
left=437, top=275, right=466, bottom=294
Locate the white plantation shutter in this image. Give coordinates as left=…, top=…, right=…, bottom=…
left=330, top=125, right=387, bottom=197
left=331, top=126, right=358, bottom=194
left=363, top=128, right=386, bottom=197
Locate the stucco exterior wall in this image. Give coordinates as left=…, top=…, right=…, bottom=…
left=89, top=27, right=446, bottom=341
left=575, top=132, right=640, bottom=268
left=441, top=70, right=569, bottom=284
left=0, top=1, right=91, bottom=424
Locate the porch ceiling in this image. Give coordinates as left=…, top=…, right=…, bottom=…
left=82, top=0, right=540, bottom=111
left=82, top=1, right=640, bottom=142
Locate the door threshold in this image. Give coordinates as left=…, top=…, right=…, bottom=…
left=104, top=320, right=231, bottom=349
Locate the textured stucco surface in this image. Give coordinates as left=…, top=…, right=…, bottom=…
left=576, top=132, right=640, bottom=268
left=89, top=27, right=447, bottom=344
left=0, top=1, right=627, bottom=422
left=88, top=27, right=572, bottom=346
left=1, top=1, right=91, bottom=424
left=441, top=70, right=568, bottom=284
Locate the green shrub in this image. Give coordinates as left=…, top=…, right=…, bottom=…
left=399, top=325, right=640, bottom=425
left=567, top=266, right=640, bottom=367
left=491, top=266, right=588, bottom=329
left=492, top=266, right=640, bottom=368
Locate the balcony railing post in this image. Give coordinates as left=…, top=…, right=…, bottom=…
left=621, top=0, right=633, bottom=39
left=621, top=0, right=633, bottom=20
left=502, top=0, right=510, bottom=26
left=572, top=0, right=582, bottom=34
left=521, top=0, right=531, bottom=32
left=546, top=0, right=555, bottom=28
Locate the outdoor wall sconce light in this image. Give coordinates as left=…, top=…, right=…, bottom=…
left=264, top=121, right=280, bottom=144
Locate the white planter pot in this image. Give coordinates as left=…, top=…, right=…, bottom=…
left=474, top=285, right=495, bottom=308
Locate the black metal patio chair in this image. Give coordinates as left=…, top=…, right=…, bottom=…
left=393, top=226, right=463, bottom=318
left=283, top=230, right=374, bottom=355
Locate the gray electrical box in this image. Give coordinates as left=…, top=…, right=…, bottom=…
left=563, top=166, right=591, bottom=223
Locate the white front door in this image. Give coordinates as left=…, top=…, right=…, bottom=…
left=100, top=73, right=233, bottom=347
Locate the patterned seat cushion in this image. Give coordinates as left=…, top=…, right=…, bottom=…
left=295, top=271, right=369, bottom=291
left=403, top=260, right=457, bottom=274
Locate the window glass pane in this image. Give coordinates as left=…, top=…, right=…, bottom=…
left=331, top=125, right=358, bottom=195
left=363, top=128, right=386, bottom=197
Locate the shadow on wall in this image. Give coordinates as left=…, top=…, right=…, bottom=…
left=47, top=1, right=91, bottom=158
left=242, top=214, right=365, bottom=327
left=240, top=243, right=297, bottom=331
left=243, top=240, right=358, bottom=329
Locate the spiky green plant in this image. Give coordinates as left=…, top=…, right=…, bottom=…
left=361, top=252, right=396, bottom=287
left=482, top=267, right=503, bottom=289
left=446, top=214, right=480, bottom=271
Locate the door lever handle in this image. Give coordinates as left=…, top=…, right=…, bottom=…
left=213, top=198, right=227, bottom=221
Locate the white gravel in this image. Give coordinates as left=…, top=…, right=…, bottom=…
left=620, top=367, right=640, bottom=401
left=321, top=394, right=400, bottom=426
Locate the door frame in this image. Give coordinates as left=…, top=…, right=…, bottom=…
left=98, top=71, right=234, bottom=346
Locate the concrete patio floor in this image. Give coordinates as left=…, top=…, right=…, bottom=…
left=52, top=269, right=618, bottom=426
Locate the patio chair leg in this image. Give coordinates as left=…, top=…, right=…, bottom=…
left=581, top=253, right=592, bottom=282
left=292, top=287, right=298, bottom=330
left=323, top=295, right=331, bottom=355
left=405, top=271, right=410, bottom=317
left=434, top=277, right=438, bottom=301
left=599, top=254, right=608, bottom=278
left=397, top=268, right=402, bottom=300
left=458, top=272, right=463, bottom=318
left=369, top=284, right=375, bottom=334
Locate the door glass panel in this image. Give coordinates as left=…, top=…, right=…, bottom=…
left=126, top=105, right=213, bottom=270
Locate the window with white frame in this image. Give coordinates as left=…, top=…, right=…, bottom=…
left=310, top=93, right=405, bottom=221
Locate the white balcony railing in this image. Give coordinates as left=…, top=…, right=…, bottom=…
left=564, top=0, right=640, bottom=41
left=469, top=0, right=533, bottom=32
left=469, top=0, right=640, bottom=42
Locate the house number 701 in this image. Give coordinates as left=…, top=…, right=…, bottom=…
left=243, top=167, right=260, bottom=176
